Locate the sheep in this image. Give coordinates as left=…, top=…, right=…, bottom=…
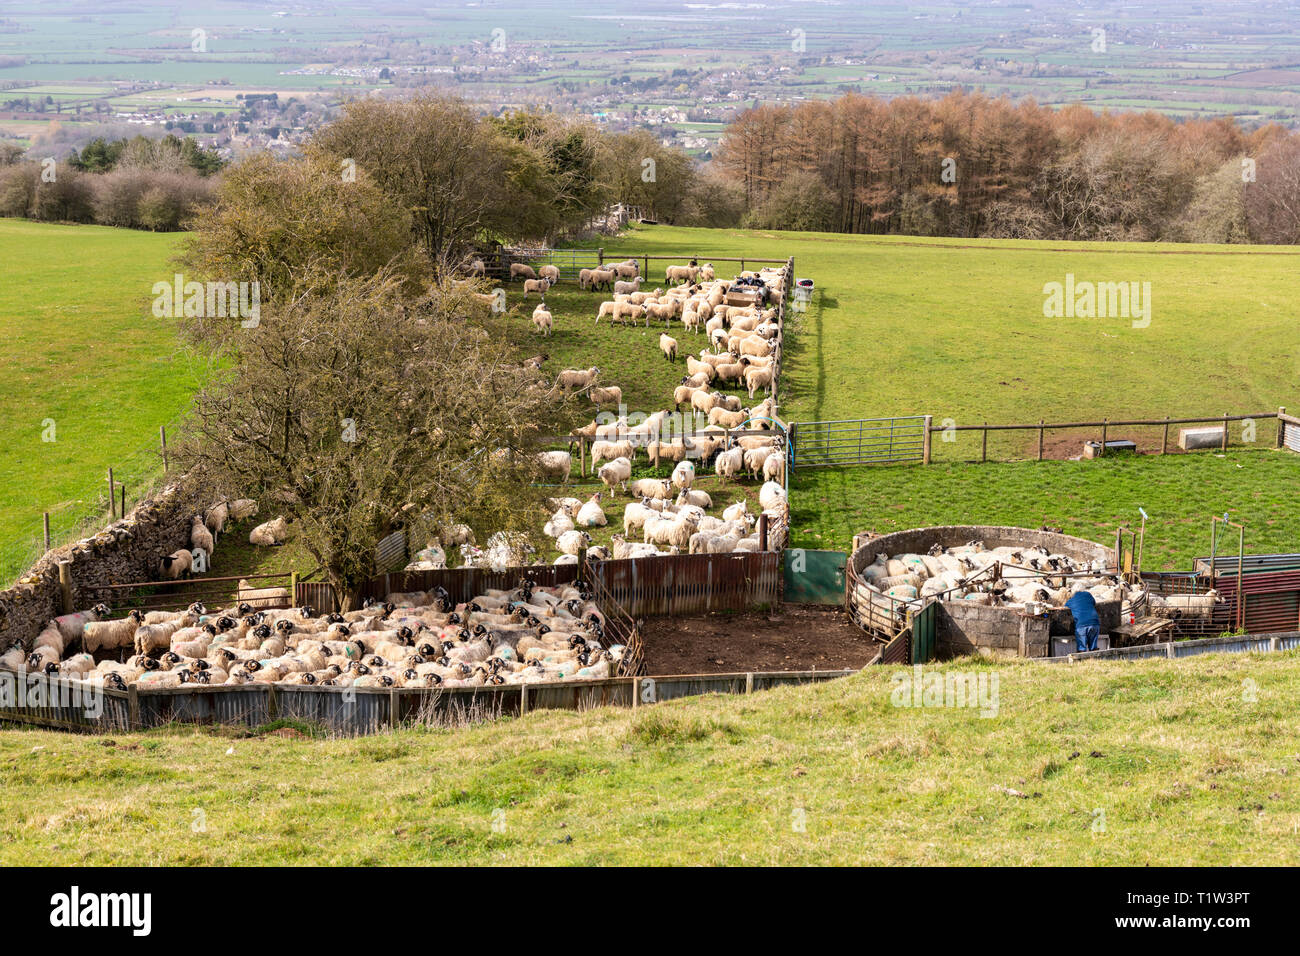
left=644, top=512, right=697, bottom=550
left=555, top=530, right=592, bottom=556
left=677, top=488, right=712, bottom=509
left=762, top=451, right=786, bottom=484
left=722, top=500, right=749, bottom=522
left=509, top=262, right=537, bottom=281
left=51, top=603, right=110, bottom=647
left=611, top=260, right=640, bottom=279
left=204, top=501, right=229, bottom=538
left=660, top=333, right=678, bottom=361
left=685, top=355, right=716, bottom=382
left=82, top=610, right=145, bottom=654
left=610, top=534, right=667, bottom=560
left=591, top=439, right=635, bottom=468
left=531, top=303, right=553, bottom=336
left=614, top=277, right=643, bottom=296
left=578, top=268, right=598, bottom=290
left=133, top=617, right=193, bottom=657
left=628, top=477, right=672, bottom=500
left=157, top=548, right=194, bottom=579
left=190, top=514, right=215, bottom=558
left=1156, top=589, right=1224, bottom=619
left=613, top=301, right=646, bottom=326
left=575, top=494, right=607, bottom=528
left=538, top=264, right=560, bottom=284
left=536, top=450, right=572, bottom=484
left=713, top=445, right=744, bottom=481
left=665, top=264, right=699, bottom=284
left=556, top=366, right=600, bottom=394
left=238, top=579, right=292, bottom=610
left=595, top=300, right=618, bottom=325
left=622, top=501, right=658, bottom=536
left=597, top=456, right=633, bottom=495
left=709, top=406, right=751, bottom=429
left=647, top=439, right=688, bottom=469
left=759, top=481, right=787, bottom=513
left=249, top=516, right=288, bottom=547
left=646, top=302, right=677, bottom=324
left=673, top=384, right=701, bottom=408
left=714, top=359, right=748, bottom=384
left=699, top=263, right=716, bottom=281
left=469, top=258, right=486, bottom=277
left=744, top=364, right=775, bottom=398
left=671, top=460, right=696, bottom=492
left=522, top=277, right=551, bottom=300
left=588, top=385, right=623, bottom=405
left=228, top=499, right=258, bottom=521
left=544, top=506, right=575, bottom=538
left=681, top=308, right=701, bottom=334
left=588, top=268, right=616, bottom=291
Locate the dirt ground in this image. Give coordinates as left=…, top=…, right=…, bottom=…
left=638, top=604, right=880, bottom=674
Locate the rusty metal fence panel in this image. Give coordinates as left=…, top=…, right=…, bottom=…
left=135, top=684, right=271, bottom=728
left=0, top=668, right=131, bottom=731
left=588, top=552, right=780, bottom=617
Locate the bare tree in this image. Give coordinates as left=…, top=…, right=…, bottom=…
left=175, top=272, right=572, bottom=608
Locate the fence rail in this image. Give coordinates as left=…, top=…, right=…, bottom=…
left=0, top=664, right=853, bottom=736
left=1038, top=630, right=1300, bottom=664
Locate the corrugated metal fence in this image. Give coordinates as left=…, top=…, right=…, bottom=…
left=586, top=552, right=781, bottom=617
left=1038, top=631, right=1300, bottom=664
left=0, top=665, right=853, bottom=736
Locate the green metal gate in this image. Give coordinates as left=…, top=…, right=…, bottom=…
left=783, top=549, right=847, bottom=605
left=910, top=601, right=938, bottom=664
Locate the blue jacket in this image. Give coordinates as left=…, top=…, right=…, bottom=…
left=1066, top=590, right=1100, bottom=630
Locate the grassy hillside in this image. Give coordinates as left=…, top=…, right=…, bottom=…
left=593, top=226, right=1299, bottom=458
left=3, top=651, right=1299, bottom=865
left=791, top=449, right=1300, bottom=570
left=0, top=221, right=196, bottom=582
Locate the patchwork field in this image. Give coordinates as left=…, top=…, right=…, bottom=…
left=4, top=649, right=1299, bottom=865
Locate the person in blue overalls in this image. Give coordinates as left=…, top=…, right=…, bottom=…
left=1065, top=587, right=1100, bottom=652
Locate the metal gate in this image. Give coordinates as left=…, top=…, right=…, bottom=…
left=789, top=417, right=927, bottom=468
left=910, top=600, right=938, bottom=664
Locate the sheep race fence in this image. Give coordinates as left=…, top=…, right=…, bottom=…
left=0, top=664, right=855, bottom=736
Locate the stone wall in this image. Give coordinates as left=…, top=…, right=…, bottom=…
left=0, top=478, right=207, bottom=653
left=847, top=524, right=1119, bottom=660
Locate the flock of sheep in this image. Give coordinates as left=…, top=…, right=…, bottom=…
left=3, top=579, right=623, bottom=690
left=510, top=260, right=793, bottom=563
left=152, top=497, right=290, bottom=582
left=854, top=539, right=1225, bottom=622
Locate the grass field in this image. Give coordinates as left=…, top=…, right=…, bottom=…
left=0, top=221, right=195, bottom=582
left=791, top=449, right=1300, bottom=570
left=592, top=226, right=1300, bottom=460
left=4, top=219, right=1299, bottom=580
left=4, top=650, right=1299, bottom=865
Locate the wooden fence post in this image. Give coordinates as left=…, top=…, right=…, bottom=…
left=1221, top=413, right=1229, bottom=451
left=160, top=425, right=168, bottom=471
left=758, top=513, right=768, bottom=552
left=597, top=247, right=604, bottom=266
left=579, top=436, right=586, bottom=478
left=981, top=423, right=988, bottom=463
left=1037, top=419, right=1044, bottom=461
left=57, top=559, right=74, bottom=615
left=1100, top=420, right=1108, bottom=456
left=1162, top=417, right=1170, bottom=455
left=43, top=512, right=50, bottom=552
left=107, top=468, right=115, bottom=519
left=520, top=683, right=529, bottom=716
left=127, top=684, right=140, bottom=730
left=1277, top=407, right=1287, bottom=449
left=120, top=483, right=126, bottom=518
left=922, top=415, right=932, bottom=465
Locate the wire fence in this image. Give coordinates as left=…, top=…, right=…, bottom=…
left=1, top=417, right=183, bottom=587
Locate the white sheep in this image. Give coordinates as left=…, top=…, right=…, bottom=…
left=575, top=494, right=607, bottom=527
left=204, top=501, right=228, bottom=537
left=660, top=333, right=678, bottom=361
left=591, top=439, right=635, bottom=468
left=544, top=507, right=575, bottom=538
left=714, top=445, right=744, bottom=481
left=157, top=548, right=194, bottom=578
left=509, top=262, right=537, bottom=281
left=676, top=488, right=712, bottom=509
left=249, top=516, right=288, bottom=547
left=762, top=451, right=786, bottom=484
left=671, top=460, right=696, bottom=492
left=538, top=264, right=560, bottom=284
left=588, top=385, right=623, bottom=405
left=555, top=530, right=593, bottom=556
left=759, top=481, right=787, bottom=512
left=556, top=367, right=599, bottom=394
left=628, top=477, right=672, bottom=500
left=228, top=498, right=258, bottom=521
left=614, top=277, right=643, bottom=296
left=531, top=303, right=553, bottom=336
left=522, top=277, right=551, bottom=300
left=536, top=450, right=572, bottom=484
left=597, top=456, right=633, bottom=495
left=190, top=514, right=215, bottom=558
left=644, top=512, right=697, bottom=550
